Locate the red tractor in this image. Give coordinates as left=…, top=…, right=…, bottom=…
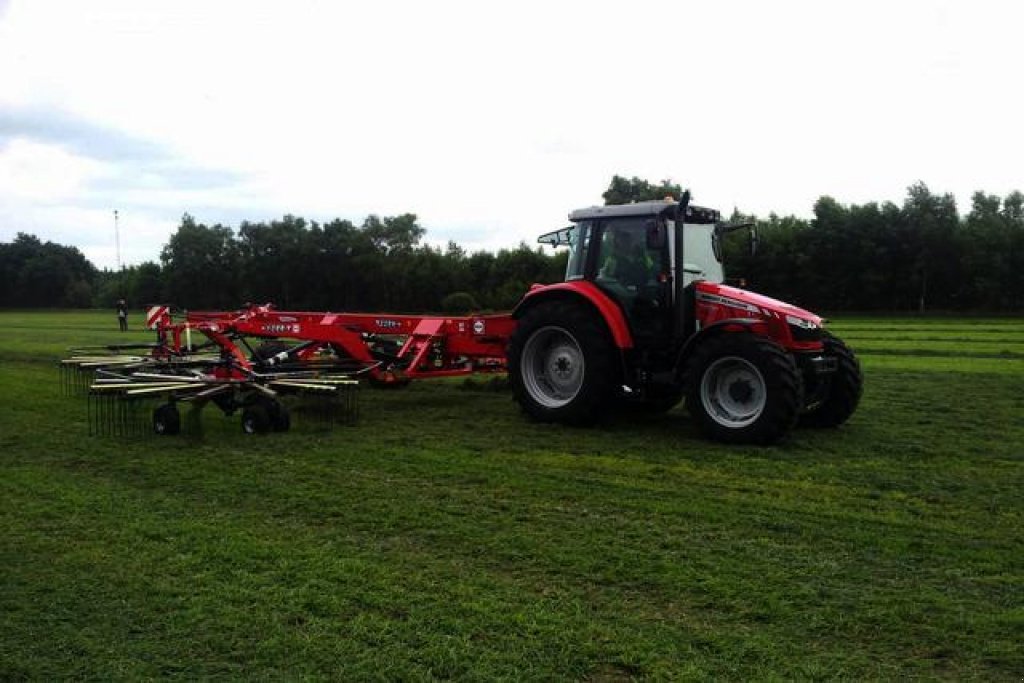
left=507, top=192, right=862, bottom=444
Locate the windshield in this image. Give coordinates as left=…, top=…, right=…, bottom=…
left=681, top=222, right=724, bottom=286
left=565, top=223, right=591, bottom=280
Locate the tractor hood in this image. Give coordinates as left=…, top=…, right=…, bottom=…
left=695, top=281, right=822, bottom=327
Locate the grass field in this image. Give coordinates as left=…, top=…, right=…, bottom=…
left=1, top=310, right=1022, bottom=680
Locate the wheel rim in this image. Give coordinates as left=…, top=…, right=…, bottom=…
left=242, top=415, right=256, bottom=434
left=700, top=356, right=767, bottom=428
left=153, top=406, right=175, bottom=435
left=520, top=325, right=585, bottom=409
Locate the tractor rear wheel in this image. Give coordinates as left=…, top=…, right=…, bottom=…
left=800, top=332, right=862, bottom=428
left=684, top=334, right=802, bottom=444
left=153, top=403, right=181, bottom=435
left=508, top=301, right=616, bottom=425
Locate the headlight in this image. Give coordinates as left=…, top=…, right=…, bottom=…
left=785, top=314, right=817, bottom=329
left=785, top=315, right=821, bottom=342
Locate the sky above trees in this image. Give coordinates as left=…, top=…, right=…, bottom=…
left=1, top=0, right=1021, bottom=269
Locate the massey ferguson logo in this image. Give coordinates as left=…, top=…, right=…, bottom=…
left=695, top=291, right=760, bottom=314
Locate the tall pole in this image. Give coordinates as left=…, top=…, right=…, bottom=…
left=113, top=208, right=120, bottom=272
left=114, top=209, right=122, bottom=296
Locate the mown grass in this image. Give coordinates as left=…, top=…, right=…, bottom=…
left=1, top=310, right=1022, bottom=680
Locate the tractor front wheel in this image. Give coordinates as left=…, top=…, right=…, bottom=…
left=800, top=332, right=862, bottom=428
left=508, top=301, right=616, bottom=425
left=685, top=334, right=802, bottom=444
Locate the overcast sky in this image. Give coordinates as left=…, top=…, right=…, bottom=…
left=1, top=0, right=1021, bottom=269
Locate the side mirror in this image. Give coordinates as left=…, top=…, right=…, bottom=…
left=537, top=226, right=574, bottom=248
left=645, top=219, right=666, bottom=249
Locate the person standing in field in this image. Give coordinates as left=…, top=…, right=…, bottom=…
left=116, top=298, right=128, bottom=332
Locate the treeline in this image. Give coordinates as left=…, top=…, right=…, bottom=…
left=1, top=179, right=1022, bottom=313
left=723, top=183, right=1024, bottom=312
left=0, top=213, right=566, bottom=313
left=0, top=234, right=97, bottom=307
left=156, top=213, right=566, bottom=311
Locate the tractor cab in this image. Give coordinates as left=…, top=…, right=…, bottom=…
left=538, top=199, right=728, bottom=346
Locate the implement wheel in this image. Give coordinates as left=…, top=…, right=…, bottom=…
left=242, top=398, right=290, bottom=434
left=153, top=403, right=181, bottom=436
left=241, top=404, right=272, bottom=434
left=685, top=334, right=802, bottom=444
left=800, top=332, right=863, bottom=428
left=508, top=301, right=616, bottom=425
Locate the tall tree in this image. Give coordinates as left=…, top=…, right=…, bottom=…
left=603, top=176, right=683, bottom=205
left=160, top=214, right=241, bottom=309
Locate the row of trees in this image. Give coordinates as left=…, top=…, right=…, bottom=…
left=155, top=213, right=565, bottom=311
left=1, top=177, right=1022, bottom=313
left=0, top=234, right=97, bottom=308
left=722, top=183, right=1024, bottom=312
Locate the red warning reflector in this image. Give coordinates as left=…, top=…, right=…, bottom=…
left=146, top=306, right=170, bottom=329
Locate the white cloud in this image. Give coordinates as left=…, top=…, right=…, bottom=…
left=1, top=0, right=1022, bottom=268
left=0, top=138, right=103, bottom=201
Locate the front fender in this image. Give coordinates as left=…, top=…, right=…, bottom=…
left=676, top=318, right=771, bottom=374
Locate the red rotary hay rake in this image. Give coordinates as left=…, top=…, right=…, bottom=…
left=61, top=303, right=515, bottom=436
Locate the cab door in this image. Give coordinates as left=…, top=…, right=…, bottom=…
left=591, top=218, right=672, bottom=346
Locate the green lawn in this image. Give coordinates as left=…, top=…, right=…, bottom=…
left=1, top=310, right=1022, bottom=680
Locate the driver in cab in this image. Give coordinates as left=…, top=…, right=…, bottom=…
left=600, top=228, right=654, bottom=292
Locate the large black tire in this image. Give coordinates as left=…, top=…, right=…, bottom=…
left=508, top=301, right=617, bottom=425
left=153, top=403, right=181, bottom=435
left=684, top=334, right=803, bottom=444
left=800, top=332, right=863, bottom=428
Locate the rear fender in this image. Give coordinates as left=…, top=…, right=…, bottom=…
left=512, top=282, right=634, bottom=350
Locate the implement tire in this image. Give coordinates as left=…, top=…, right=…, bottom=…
left=153, top=403, right=181, bottom=436
left=241, top=404, right=272, bottom=434
left=508, top=301, right=616, bottom=425
left=800, top=332, right=862, bottom=428
left=684, top=333, right=802, bottom=444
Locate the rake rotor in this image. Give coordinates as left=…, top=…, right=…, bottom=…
left=62, top=346, right=361, bottom=437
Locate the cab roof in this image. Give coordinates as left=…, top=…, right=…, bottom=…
left=568, top=200, right=721, bottom=224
